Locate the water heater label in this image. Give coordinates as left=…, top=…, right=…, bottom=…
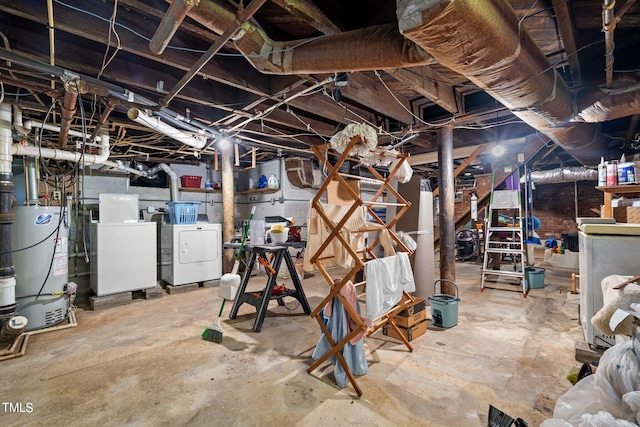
left=53, top=237, right=68, bottom=276
left=35, top=214, right=52, bottom=225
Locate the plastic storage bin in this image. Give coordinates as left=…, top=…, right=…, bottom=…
left=180, top=175, right=202, bottom=188
left=167, top=201, right=201, bottom=224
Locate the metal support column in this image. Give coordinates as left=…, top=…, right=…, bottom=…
left=438, top=125, right=456, bottom=293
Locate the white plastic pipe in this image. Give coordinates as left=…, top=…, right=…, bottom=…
left=99, top=159, right=147, bottom=176
left=11, top=133, right=111, bottom=165
left=24, top=120, right=103, bottom=142
left=12, top=105, right=31, bottom=136
left=149, top=162, right=179, bottom=200
left=0, top=103, right=11, bottom=175
left=127, top=108, right=207, bottom=149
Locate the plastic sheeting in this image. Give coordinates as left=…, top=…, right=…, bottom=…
left=540, top=340, right=640, bottom=426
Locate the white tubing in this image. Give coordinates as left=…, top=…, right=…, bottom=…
left=127, top=108, right=207, bottom=149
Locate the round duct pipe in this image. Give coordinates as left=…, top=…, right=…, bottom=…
left=521, top=167, right=598, bottom=184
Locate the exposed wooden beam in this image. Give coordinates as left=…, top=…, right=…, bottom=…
left=551, top=0, right=582, bottom=85
left=386, top=67, right=460, bottom=114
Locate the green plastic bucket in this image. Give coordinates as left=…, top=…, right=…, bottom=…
left=429, top=279, right=460, bottom=328
left=525, top=267, right=545, bottom=289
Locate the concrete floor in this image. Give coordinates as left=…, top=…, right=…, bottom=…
left=1, top=250, right=584, bottom=426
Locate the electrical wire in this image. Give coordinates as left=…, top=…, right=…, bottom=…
left=97, top=0, right=121, bottom=80
left=52, top=0, right=329, bottom=58
left=34, top=204, right=65, bottom=301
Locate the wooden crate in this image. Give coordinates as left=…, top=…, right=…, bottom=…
left=383, top=319, right=427, bottom=342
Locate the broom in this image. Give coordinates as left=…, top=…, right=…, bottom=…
left=202, top=206, right=256, bottom=343
left=488, top=405, right=515, bottom=427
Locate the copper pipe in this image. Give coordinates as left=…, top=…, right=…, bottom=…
left=161, top=0, right=267, bottom=106
left=571, top=273, right=580, bottom=294
left=149, top=0, right=199, bottom=55
left=90, top=97, right=120, bottom=141
left=57, top=82, right=79, bottom=148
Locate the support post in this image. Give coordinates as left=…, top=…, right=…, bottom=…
left=221, top=146, right=235, bottom=273
left=438, top=125, right=456, bottom=292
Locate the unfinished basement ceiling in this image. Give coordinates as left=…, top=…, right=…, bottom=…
left=1, top=0, right=639, bottom=178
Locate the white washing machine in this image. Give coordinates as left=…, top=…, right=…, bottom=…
left=90, top=194, right=157, bottom=297
left=160, top=223, right=222, bottom=286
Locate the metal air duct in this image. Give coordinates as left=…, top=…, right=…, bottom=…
left=149, top=163, right=179, bottom=201
left=396, top=0, right=610, bottom=167
left=181, top=0, right=432, bottom=74
left=521, top=167, right=598, bottom=184
left=574, top=85, right=640, bottom=123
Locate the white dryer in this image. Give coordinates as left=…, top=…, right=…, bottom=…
left=160, top=223, right=222, bottom=286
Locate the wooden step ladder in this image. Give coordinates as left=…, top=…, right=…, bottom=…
left=480, top=164, right=528, bottom=297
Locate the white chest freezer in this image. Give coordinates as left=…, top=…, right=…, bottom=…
left=160, top=223, right=222, bottom=286
left=579, top=222, right=640, bottom=348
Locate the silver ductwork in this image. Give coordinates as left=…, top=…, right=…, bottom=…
left=396, top=0, right=610, bottom=167
left=521, top=167, right=598, bottom=184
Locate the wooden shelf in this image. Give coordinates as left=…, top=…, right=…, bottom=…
left=236, top=187, right=279, bottom=195
left=179, top=187, right=219, bottom=193
left=179, top=187, right=280, bottom=195
left=596, top=185, right=640, bottom=195
left=596, top=185, right=640, bottom=218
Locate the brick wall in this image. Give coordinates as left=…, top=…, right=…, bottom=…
left=532, top=181, right=602, bottom=240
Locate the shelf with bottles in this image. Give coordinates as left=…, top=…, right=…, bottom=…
left=179, top=186, right=280, bottom=195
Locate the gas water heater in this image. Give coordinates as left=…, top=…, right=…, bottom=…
left=12, top=205, right=71, bottom=331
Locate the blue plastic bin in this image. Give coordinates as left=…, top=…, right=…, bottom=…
left=167, top=201, right=201, bottom=224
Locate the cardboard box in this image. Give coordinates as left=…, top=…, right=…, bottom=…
left=397, top=298, right=426, bottom=316
left=393, top=298, right=427, bottom=328
left=393, top=308, right=427, bottom=328
left=613, top=207, right=640, bottom=224
left=383, top=319, right=427, bottom=342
